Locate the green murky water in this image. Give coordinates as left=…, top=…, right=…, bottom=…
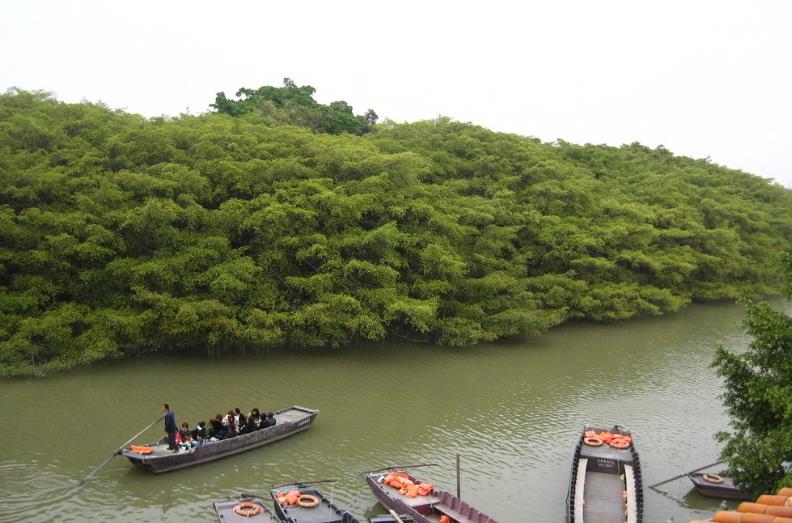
left=2, top=300, right=788, bottom=523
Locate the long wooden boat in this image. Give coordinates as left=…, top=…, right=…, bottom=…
left=567, top=425, right=644, bottom=523
left=270, top=482, right=360, bottom=523
left=366, top=468, right=498, bottom=523
left=121, top=405, right=318, bottom=473
left=214, top=495, right=281, bottom=523
left=687, top=472, right=754, bottom=500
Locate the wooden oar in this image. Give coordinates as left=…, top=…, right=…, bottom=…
left=648, top=460, right=726, bottom=489
left=70, top=414, right=165, bottom=492
left=271, top=479, right=339, bottom=489
left=388, top=509, right=405, bottom=523
left=367, top=463, right=438, bottom=473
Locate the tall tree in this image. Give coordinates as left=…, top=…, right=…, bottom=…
left=713, top=252, right=792, bottom=493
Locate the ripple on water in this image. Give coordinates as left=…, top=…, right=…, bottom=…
left=2, top=301, right=788, bottom=523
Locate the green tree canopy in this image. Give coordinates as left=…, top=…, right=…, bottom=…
left=1, top=88, right=792, bottom=375
left=211, top=78, right=377, bottom=135
left=713, top=252, right=792, bottom=494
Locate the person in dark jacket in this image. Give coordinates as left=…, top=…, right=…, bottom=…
left=262, top=412, right=276, bottom=428
left=211, top=414, right=228, bottom=440
left=163, top=403, right=178, bottom=451
left=234, top=408, right=247, bottom=434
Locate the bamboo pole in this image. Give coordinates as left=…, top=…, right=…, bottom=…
left=648, top=460, right=726, bottom=489
left=70, top=414, right=165, bottom=492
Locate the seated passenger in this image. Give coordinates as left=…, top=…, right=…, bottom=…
left=262, top=412, right=276, bottom=428
left=178, top=422, right=196, bottom=449
left=211, top=414, right=229, bottom=440
left=234, top=408, right=247, bottom=433
left=191, top=421, right=209, bottom=443
left=251, top=408, right=262, bottom=429
left=238, top=415, right=256, bottom=435
left=224, top=410, right=237, bottom=437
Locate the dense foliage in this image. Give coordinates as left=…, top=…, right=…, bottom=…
left=714, top=252, right=792, bottom=494
left=212, top=78, right=378, bottom=135
left=1, top=88, right=791, bottom=376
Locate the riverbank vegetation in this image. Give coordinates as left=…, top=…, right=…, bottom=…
left=2, top=85, right=792, bottom=375
left=715, top=252, right=792, bottom=493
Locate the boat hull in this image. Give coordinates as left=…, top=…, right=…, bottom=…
left=366, top=470, right=498, bottom=523
left=566, top=425, right=644, bottom=523
left=688, top=473, right=754, bottom=501
left=121, top=405, right=317, bottom=473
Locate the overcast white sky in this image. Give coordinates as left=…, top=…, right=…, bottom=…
left=2, top=0, right=791, bottom=187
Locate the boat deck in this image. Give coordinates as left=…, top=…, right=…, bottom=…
left=379, top=487, right=442, bottom=508
left=583, top=472, right=626, bottom=523
left=213, top=497, right=280, bottom=523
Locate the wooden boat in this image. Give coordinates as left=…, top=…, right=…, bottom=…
left=214, top=495, right=281, bottom=523
left=567, top=425, right=644, bottom=523
left=365, top=468, right=498, bottom=523
left=270, top=482, right=360, bottom=523
left=121, top=405, right=318, bottom=473
left=687, top=472, right=754, bottom=500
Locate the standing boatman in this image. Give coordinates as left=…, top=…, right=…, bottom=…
left=163, top=403, right=178, bottom=452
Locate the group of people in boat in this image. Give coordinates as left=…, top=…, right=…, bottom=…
left=164, top=403, right=277, bottom=452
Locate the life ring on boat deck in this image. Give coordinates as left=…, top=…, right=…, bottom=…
left=584, top=436, right=604, bottom=447
left=297, top=494, right=320, bottom=508
left=702, top=473, right=724, bottom=484
left=233, top=502, right=262, bottom=517
left=609, top=437, right=630, bottom=449
left=129, top=445, right=153, bottom=455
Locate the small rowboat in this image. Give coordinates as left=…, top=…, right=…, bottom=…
left=365, top=468, right=498, bottom=523
left=213, top=495, right=280, bottom=523
left=567, top=425, right=644, bottom=523
left=687, top=472, right=754, bottom=501
left=270, top=482, right=360, bottom=523
left=121, top=405, right=318, bottom=473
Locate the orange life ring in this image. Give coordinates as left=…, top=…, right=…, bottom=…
left=130, top=445, right=153, bottom=455
left=584, top=436, right=604, bottom=447
left=233, top=501, right=262, bottom=517
left=297, top=494, right=321, bottom=508
left=702, top=473, right=724, bottom=484
left=609, top=438, right=630, bottom=449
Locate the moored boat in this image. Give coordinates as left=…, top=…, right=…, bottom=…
left=270, top=482, right=360, bottom=523
left=121, top=405, right=318, bottom=473
left=566, top=425, right=644, bottom=523
left=213, top=495, right=281, bottom=523
left=687, top=472, right=754, bottom=501
left=365, top=467, right=498, bottom=523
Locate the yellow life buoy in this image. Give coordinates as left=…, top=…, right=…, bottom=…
left=702, top=473, right=724, bottom=484
left=609, top=437, right=630, bottom=449
left=233, top=501, right=262, bottom=517
left=297, top=494, right=320, bottom=508
left=584, top=436, right=604, bottom=447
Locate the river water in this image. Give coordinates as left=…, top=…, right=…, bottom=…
left=1, top=300, right=789, bottom=523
